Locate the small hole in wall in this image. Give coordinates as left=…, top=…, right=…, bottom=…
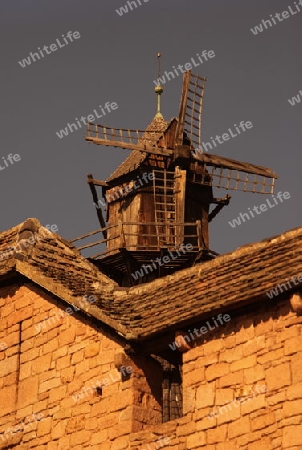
left=95, top=386, right=103, bottom=396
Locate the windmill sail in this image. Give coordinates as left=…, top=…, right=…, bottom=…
left=86, top=122, right=172, bottom=156
left=192, top=152, right=278, bottom=194
left=177, top=70, right=207, bottom=148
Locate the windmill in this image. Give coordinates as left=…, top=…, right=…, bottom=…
left=71, top=56, right=277, bottom=286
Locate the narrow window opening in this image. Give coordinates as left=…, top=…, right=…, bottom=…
left=162, top=362, right=183, bottom=422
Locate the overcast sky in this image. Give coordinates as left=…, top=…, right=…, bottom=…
left=0, top=0, right=301, bottom=256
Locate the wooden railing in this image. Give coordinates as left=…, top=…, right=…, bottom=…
left=70, top=221, right=205, bottom=259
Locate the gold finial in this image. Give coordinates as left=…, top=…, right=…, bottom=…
left=155, top=52, right=163, bottom=117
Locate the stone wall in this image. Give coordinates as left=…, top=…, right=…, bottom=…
left=1, top=283, right=301, bottom=449
left=130, top=296, right=302, bottom=449
left=0, top=283, right=159, bottom=450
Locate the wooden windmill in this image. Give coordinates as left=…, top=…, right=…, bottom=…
left=71, top=58, right=278, bottom=286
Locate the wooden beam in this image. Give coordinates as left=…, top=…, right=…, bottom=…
left=208, top=195, right=231, bottom=223
left=174, top=145, right=192, bottom=159
left=86, top=176, right=108, bottom=187
left=87, top=174, right=107, bottom=239
left=193, top=152, right=278, bottom=178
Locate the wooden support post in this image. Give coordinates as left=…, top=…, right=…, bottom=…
left=87, top=174, right=107, bottom=239
left=120, top=248, right=141, bottom=287
left=196, top=220, right=203, bottom=251
left=175, top=167, right=186, bottom=247
left=159, top=247, right=168, bottom=278
left=118, top=219, right=126, bottom=248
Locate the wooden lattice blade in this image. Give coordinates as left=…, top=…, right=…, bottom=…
left=177, top=71, right=206, bottom=148
left=86, top=122, right=172, bottom=156
left=193, top=152, right=277, bottom=178
left=192, top=152, right=278, bottom=194
left=85, top=137, right=172, bottom=156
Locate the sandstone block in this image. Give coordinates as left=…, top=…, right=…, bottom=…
left=216, top=401, right=241, bottom=424
left=196, top=383, right=215, bottom=408
left=266, top=362, right=291, bottom=391
left=219, top=346, right=243, bottom=363
left=48, top=385, right=67, bottom=404
left=32, top=354, right=52, bottom=375
left=257, top=347, right=284, bottom=365
left=241, top=393, right=266, bottom=415
left=108, top=421, right=132, bottom=440
left=51, top=420, right=67, bottom=440
left=215, top=389, right=233, bottom=405
left=244, top=364, right=265, bottom=384
left=267, top=391, right=286, bottom=406
left=91, top=429, right=108, bottom=445
left=284, top=336, right=302, bottom=355
left=282, top=425, right=302, bottom=448
left=205, top=363, right=229, bottom=381
left=286, top=382, right=302, bottom=400
left=59, top=329, right=76, bottom=346
left=203, top=339, right=223, bottom=356
left=37, top=417, right=52, bottom=437
left=291, top=353, right=302, bottom=384
left=0, top=385, right=17, bottom=415
left=251, top=412, right=275, bottom=431
left=242, top=336, right=265, bottom=357
left=228, top=416, right=250, bottom=439
left=218, top=371, right=244, bottom=388
left=70, top=430, right=92, bottom=446
left=39, top=377, right=60, bottom=394
left=21, top=347, right=40, bottom=363
left=0, top=355, right=18, bottom=377
left=111, top=435, right=129, bottom=450
left=184, top=367, right=205, bottom=386
left=176, top=420, right=196, bottom=437
left=230, top=355, right=256, bottom=372
left=56, top=355, right=71, bottom=371
left=283, top=399, right=302, bottom=418
left=18, top=376, right=39, bottom=408
left=206, top=424, right=227, bottom=444
left=187, top=431, right=206, bottom=448
left=84, top=343, right=100, bottom=358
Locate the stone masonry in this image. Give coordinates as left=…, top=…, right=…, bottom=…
left=0, top=221, right=302, bottom=449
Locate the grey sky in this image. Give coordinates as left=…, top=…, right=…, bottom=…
left=0, top=0, right=301, bottom=255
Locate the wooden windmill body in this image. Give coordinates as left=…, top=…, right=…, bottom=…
left=72, top=70, right=277, bottom=286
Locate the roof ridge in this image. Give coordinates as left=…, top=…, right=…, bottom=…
left=127, top=226, right=302, bottom=294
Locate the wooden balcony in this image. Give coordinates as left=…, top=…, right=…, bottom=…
left=70, top=220, right=209, bottom=259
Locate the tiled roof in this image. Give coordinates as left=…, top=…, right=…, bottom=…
left=0, top=219, right=128, bottom=337
left=1, top=219, right=302, bottom=342
left=123, top=227, right=302, bottom=339
left=106, top=150, right=146, bottom=183
left=106, top=114, right=168, bottom=182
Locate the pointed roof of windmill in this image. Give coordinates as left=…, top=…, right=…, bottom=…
left=106, top=113, right=168, bottom=183
left=106, top=69, right=168, bottom=184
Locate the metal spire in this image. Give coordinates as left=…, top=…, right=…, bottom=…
left=155, top=52, right=163, bottom=117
